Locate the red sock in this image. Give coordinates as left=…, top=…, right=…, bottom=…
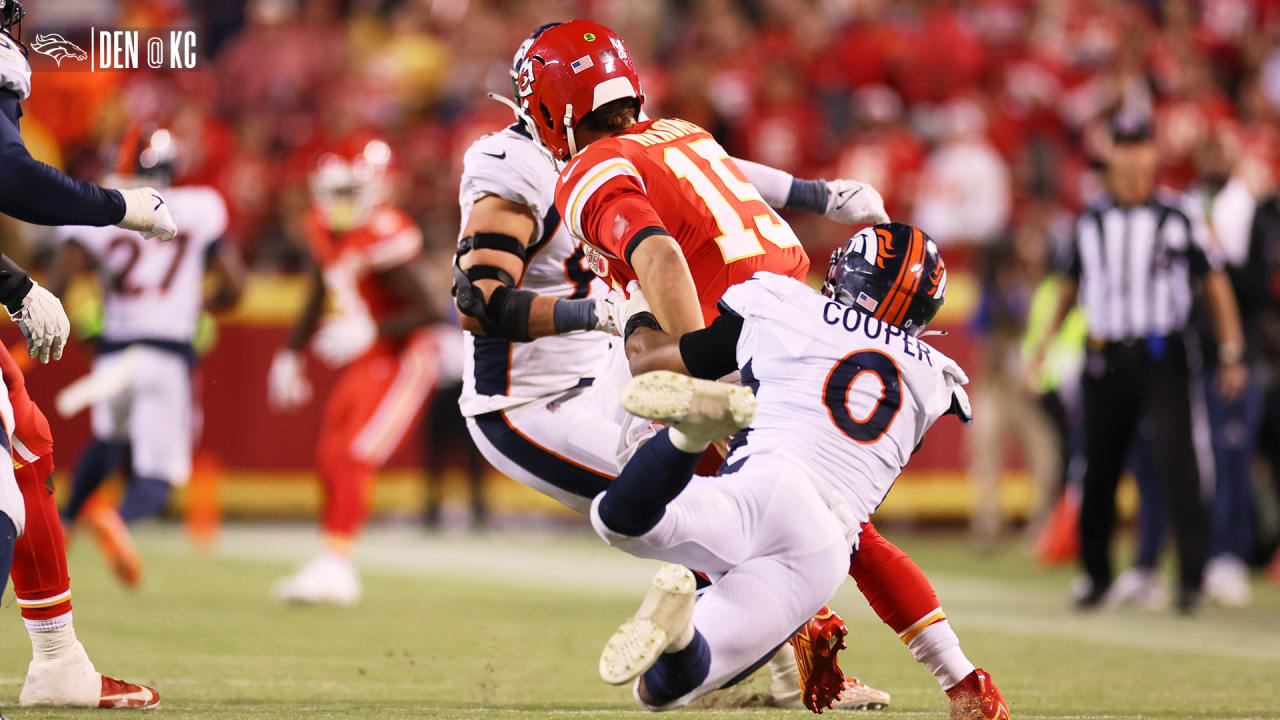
left=848, top=521, right=944, bottom=637
left=11, top=455, right=73, bottom=628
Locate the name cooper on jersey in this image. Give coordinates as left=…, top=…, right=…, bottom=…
left=820, top=303, right=935, bottom=368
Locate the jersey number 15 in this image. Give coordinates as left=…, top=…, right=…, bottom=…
left=664, top=139, right=801, bottom=263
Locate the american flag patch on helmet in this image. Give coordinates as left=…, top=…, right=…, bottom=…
left=570, top=55, right=594, bottom=73
left=856, top=291, right=879, bottom=313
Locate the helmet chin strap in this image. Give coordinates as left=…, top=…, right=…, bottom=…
left=563, top=103, right=578, bottom=157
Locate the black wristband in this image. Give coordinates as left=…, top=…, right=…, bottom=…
left=0, top=254, right=32, bottom=314
left=624, top=311, right=660, bottom=341
left=552, top=298, right=597, bottom=334
left=784, top=177, right=829, bottom=215
left=487, top=285, right=536, bottom=342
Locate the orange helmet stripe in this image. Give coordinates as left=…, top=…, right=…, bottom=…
left=891, top=226, right=928, bottom=326
left=876, top=226, right=925, bottom=326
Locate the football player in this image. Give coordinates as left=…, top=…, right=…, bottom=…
left=511, top=21, right=1004, bottom=718
left=0, top=0, right=170, bottom=706
left=2, top=344, right=160, bottom=708
left=49, top=127, right=245, bottom=587
left=593, top=224, right=1008, bottom=719
left=453, top=22, right=891, bottom=711
left=268, top=137, right=443, bottom=605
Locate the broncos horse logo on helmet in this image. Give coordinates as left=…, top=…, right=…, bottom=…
left=824, top=222, right=947, bottom=337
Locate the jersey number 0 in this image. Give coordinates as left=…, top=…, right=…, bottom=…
left=822, top=349, right=901, bottom=444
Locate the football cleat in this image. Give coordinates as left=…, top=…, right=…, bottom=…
left=770, top=646, right=890, bottom=711
left=19, top=637, right=159, bottom=709
left=97, top=676, right=159, bottom=709
left=788, top=605, right=849, bottom=713
left=620, top=371, right=755, bottom=448
left=1102, top=568, right=1168, bottom=610
left=1204, top=555, right=1251, bottom=607
left=272, top=553, right=362, bottom=606
left=599, top=563, right=696, bottom=686
left=85, top=506, right=142, bottom=587
left=830, top=677, right=891, bottom=711
left=946, top=668, right=1010, bottom=720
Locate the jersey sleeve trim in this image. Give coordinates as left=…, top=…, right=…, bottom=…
left=623, top=225, right=669, bottom=266
left=564, top=158, right=645, bottom=242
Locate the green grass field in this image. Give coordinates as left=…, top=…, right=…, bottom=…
left=1, top=524, right=1277, bottom=719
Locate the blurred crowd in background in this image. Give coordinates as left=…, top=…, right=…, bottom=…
left=6, top=0, right=1280, bottom=598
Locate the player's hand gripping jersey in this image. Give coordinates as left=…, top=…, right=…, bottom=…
left=457, top=124, right=612, bottom=417
left=53, top=186, right=226, bottom=346
left=555, top=118, right=810, bottom=322
left=715, top=272, right=970, bottom=541
left=305, top=204, right=426, bottom=359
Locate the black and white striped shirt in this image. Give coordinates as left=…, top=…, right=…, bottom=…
left=1065, top=190, right=1221, bottom=341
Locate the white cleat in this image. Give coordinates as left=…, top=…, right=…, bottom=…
left=19, top=638, right=101, bottom=707
left=621, top=371, right=756, bottom=448
left=272, top=553, right=362, bottom=607
left=1103, top=567, right=1169, bottom=610
left=1205, top=554, right=1251, bottom=607
left=599, top=563, right=697, bottom=686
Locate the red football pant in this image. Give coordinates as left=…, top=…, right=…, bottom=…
left=848, top=521, right=944, bottom=637
left=11, top=455, right=72, bottom=622
left=318, top=335, right=438, bottom=539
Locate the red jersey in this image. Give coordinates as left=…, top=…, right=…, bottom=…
left=554, top=118, right=810, bottom=323
left=304, top=205, right=424, bottom=354
left=0, top=344, right=53, bottom=465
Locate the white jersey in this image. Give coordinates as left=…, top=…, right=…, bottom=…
left=718, top=273, right=971, bottom=533
left=0, top=34, right=30, bottom=100
left=54, top=186, right=227, bottom=345
left=457, top=124, right=612, bottom=417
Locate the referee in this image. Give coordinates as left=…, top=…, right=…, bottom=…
left=1031, top=114, right=1248, bottom=612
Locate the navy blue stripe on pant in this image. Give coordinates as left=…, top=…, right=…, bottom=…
left=473, top=410, right=613, bottom=500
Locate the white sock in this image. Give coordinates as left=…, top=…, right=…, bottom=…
left=906, top=620, right=975, bottom=690
left=667, top=427, right=710, bottom=454
left=28, top=617, right=80, bottom=663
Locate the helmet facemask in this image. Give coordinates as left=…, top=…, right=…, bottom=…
left=0, top=0, right=26, bottom=55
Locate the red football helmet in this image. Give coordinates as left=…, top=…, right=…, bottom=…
left=516, top=20, right=643, bottom=163
left=309, top=136, right=392, bottom=231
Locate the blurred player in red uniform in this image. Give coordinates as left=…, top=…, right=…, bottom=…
left=519, top=21, right=1008, bottom=718
left=0, top=345, right=159, bottom=708
left=268, top=137, right=443, bottom=606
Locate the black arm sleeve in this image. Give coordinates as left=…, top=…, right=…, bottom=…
left=677, top=313, right=744, bottom=380
left=0, top=92, right=126, bottom=227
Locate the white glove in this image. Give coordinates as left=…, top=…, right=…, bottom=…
left=115, top=186, right=177, bottom=241
left=7, top=281, right=70, bottom=364
left=267, top=350, right=312, bottom=411
left=608, top=281, right=653, bottom=338
left=825, top=179, right=890, bottom=225
left=312, top=314, right=377, bottom=368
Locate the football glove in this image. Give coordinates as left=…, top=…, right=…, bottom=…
left=824, top=179, right=890, bottom=225
left=115, top=187, right=177, bottom=241
left=7, top=281, right=70, bottom=364
left=267, top=350, right=312, bottom=410
left=313, top=314, right=377, bottom=368
left=606, top=281, right=652, bottom=338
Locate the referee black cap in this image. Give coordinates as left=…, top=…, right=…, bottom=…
left=1111, top=111, right=1154, bottom=144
